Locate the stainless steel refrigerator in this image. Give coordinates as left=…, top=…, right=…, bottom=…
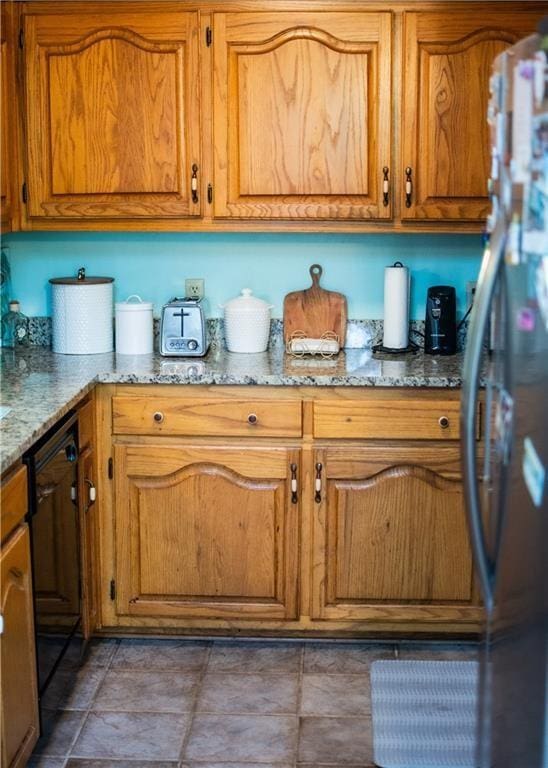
left=461, top=28, right=548, bottom=768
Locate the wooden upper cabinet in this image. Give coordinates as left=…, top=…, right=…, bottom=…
left=401, top=8, right=543, bottom=222
left=212, top=11, right=392, bottom=220
left=1, top=3, right=17, bottom=232
left=1, top=11, right=10, bottom=231
left=114, top=444, right=300, bottom=621
left=23, top=7, right=201, bottom=219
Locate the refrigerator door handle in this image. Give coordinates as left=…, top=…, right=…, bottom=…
left=461, top=222, right=504, bottom=614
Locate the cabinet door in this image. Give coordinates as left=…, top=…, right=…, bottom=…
left=1, top=3, right=17, bottom=232
left=1, top=525, right=39, bottom=768
left=311, top=445, right=481, bottom=626
left=23, top=8, right=201, bottom=219
left=79, top=445, right=97, bottom=639
left=213, top=12, right=391, bottom=220
left=401, top=8, right=543, bottom=222
left=114, top=444, right=300, bottom=620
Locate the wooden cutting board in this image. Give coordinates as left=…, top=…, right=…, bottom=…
left=283, top=264, right=347, bottom=346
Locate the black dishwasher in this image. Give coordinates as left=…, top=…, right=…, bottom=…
left=23, top=411, right=84, bottom=722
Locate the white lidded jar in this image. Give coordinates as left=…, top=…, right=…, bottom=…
left=222, top=288, right=273, bottom=353
left=115, top=295, right=153, bottom=355
left=50, top=268, right=114, bottom=354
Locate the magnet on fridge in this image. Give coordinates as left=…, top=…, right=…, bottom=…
left=536, top=256, right=548, bottom=331
left=516, top=306, right=536, bottom=332
left=533, top=52, right=546, bottom=107
left=522, top=437, right=545, bottom=508
left=505, top=214, right=521, bottom=265
left=511, top=60, right=534, bottom=183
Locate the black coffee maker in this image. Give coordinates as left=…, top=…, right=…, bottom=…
left=424, top=286, right=457, bottom=355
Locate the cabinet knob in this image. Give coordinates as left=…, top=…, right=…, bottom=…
left=153, top=411, right=164, bottom=423
left=247, top=413, right=258, bottom=425
left=439, top=416, right=450, bottom=429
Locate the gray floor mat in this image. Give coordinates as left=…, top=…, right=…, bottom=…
left=371, top=660, right=479, bottom=768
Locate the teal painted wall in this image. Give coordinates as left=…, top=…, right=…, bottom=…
left=2, top=231, right=483, bottom=319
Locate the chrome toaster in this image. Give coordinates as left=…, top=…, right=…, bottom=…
left=160, top=297, right=209, bottom=357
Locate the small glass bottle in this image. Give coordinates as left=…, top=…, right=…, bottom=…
left=2, top=301, right=29, bottom=348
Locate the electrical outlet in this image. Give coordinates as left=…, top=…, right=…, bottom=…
left=466, top=281, right=477, bottom=309
left=185, top=278, right=205, bottom=300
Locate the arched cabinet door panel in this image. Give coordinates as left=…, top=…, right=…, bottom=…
left=23, top=9, right=201, bottom=219
left=1, top=525, right=39, bottom=768
left=213, top=12, right=392, bottom=220
left=114, top=444, right=300, bottom=621
left=1, top=3, right=18, bottom=232
left=401, top=9, right=543, bottom=221
left=311, top=445, right=482, bottom=626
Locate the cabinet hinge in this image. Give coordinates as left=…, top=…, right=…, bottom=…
left=19, top=28, right=23, bottom=49
left=21, top=182, right=27, bottom=204
left=206, top=26, right=212, bottom=46
left=207, top=184, right=213, bottom=204
left=110, top=579, right=116, bottom=600
left=108, top=457, right=113, bottom=479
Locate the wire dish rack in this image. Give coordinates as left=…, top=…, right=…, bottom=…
left=285, top=330, right=340, bottom=358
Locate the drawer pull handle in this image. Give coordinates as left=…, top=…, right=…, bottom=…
left=191, top=163, right=199, bottom=204
left=315, top=462, right=323, bottom=503
left=439, top=416, right=450, bottom=429
left=382, top=166, right=390, bottom=207
left=85, top=478, right=96, bottom=505
left=247, top=413, right=258, bottom=425
left=290, top=463, right=298, bottom=504
left=153, top=411, right=164, bottom=423
left=405, top=166, right=413, bottom=207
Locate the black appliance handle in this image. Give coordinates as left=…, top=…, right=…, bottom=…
left=23, top=411, right=79, bottom=518
left=461, top=223, right=504, bottom=614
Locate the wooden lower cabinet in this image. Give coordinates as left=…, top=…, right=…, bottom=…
left=79, top=444, right=97, bottom=639
left=0, top=524, right=39, bottom=768
left=113, top=443, right=300, bottom=621
left=100, top=386, right=481, bottom=634
left=311, top=444, right=481, bottom=626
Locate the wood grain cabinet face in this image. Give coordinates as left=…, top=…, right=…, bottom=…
left=1, top=3, right=17, bottom=232
left=114, top=444, right=300, bottom=621
left=401, top=9, right=543, bottom=222
left=1, top=524, right=39, bottom=768
left=1, top=15, right=10, bottom=231
left=213, top=12, right=392, bottom=220
left=79, top=444, right=97, bottom=639
left=23, top=9, right=201, bottom=219
left=311, top=445, right=481, bottom=625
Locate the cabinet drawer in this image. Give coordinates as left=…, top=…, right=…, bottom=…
left=314, top=397, right=461, bottom=440
left=112, top=396, right=303, bottom=438
left=1, top=465, right=28, bottom=543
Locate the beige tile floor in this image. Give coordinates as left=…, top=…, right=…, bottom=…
left=27, top=638, right=478, bottom=768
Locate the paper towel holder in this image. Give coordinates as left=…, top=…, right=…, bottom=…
left=372, top=261, right=419, bottom=356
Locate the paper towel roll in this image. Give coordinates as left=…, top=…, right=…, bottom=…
left=383, top=262, right=409, bottom=350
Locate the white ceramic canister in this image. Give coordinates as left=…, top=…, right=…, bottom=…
left=115, top=295, right=153, bottom=355
left=50, top=269, right=114, bottom=354
left=222, top=288, right=273, bottom=353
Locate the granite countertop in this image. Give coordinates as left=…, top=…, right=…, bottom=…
left=0, top=345, right=466, bottom=474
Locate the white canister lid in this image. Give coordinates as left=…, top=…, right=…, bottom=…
left=222, top=288, right=273, bottom=312
left=115, top=295, right=153, bottom=312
